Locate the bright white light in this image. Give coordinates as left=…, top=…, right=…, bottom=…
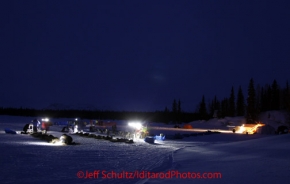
left=59, top=135, right=65, bottom=143
left=26, top=141, right=63, bottom=146
left=74, top=125, right=78, bottom=133
left=41, top=118, right=49, bottom=122
left=236, top=124, right=245, bottom=134
left=128, top=122, right=142, bottom=130
left=75, top=118, right=78, bottom=121
left=235, top=124, right=263, bottom=134
left=53, top=142, right=65, bottom=146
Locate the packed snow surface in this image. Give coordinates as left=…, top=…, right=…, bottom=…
left=0, top=115, right=289, bottom=184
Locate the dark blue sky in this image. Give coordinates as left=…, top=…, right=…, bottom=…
left=1, top=0, right=290, bottom=111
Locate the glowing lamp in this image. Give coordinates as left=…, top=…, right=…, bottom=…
left=41, top=118, right=49, bottom=122
left=128, top=122, right=142, bottom=130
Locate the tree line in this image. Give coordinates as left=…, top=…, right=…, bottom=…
left=1, top=78, right=290, bottom=124
left=194, top=79, right=290, bottom=123
left=0, top=107, right=198, bottom=123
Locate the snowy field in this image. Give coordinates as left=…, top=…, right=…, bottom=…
left=0, top=115, right=289, bottom=184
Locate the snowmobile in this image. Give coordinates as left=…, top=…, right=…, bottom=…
left=61, top=120, right=74, bottom=132
left=26, top=119, right=51, bottom=134
left=26, top=119, right=41, bottom=134
left=61, top=119, right=86, bottom=133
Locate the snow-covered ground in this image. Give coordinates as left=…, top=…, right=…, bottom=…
left=0, top=114, right=289, bottom=184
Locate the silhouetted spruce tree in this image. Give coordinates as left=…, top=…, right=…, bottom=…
left=208, top=100, right=214, bottom=118
left=284, top=81, right=290, bottom=125
left=221, top=98, right=229, bottom=117
left=236, top=86, right=245, bottom=116
left=172, top=99, right=177, bottom=123
left=177, top=99, right=182, bottom=124
left=282, top=81, right=290, bottom=110
left=172, top=99, right=177, bottom=113
left=164, top=106, right=170, bottom=124
left=208, top=96, right=220, bottom=118
left=177, top=99, right=181, bottom=113
left=246, top=78, right=257, bottom=123
left=216, top=100, right=221, bottom=118
left=271, top=80, right=280, bottom=110
left=199, top=95, right=208, bottom=120
left=261, top=85, right=272, bottom=111
left=229, top=86, right=235, bottom=117
left=164, top=106, right=169, bottom=112
left=255, top=84, right=261, bottom=116
left=266, top=85, right=272, bottom=110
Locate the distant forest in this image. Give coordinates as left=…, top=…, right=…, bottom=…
left=195, top=78, right=290, bottom=124
left=1, top=78, right=290, bottom=124
left=0, top=108, right=198, bottom=123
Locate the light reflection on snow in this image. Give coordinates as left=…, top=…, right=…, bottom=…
left=25, top=142, right=64, bottom=146
left=152, top=127, right=233, bottom=133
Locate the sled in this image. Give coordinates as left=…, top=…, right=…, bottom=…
left=4, top=128, right=17, bottom=134
left=144, top=136, right=155, bottom=143
left=154, top=134, right=165, bottom=141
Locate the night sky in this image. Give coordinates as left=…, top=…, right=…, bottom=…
left=1, top=0, right=290, bottom=112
